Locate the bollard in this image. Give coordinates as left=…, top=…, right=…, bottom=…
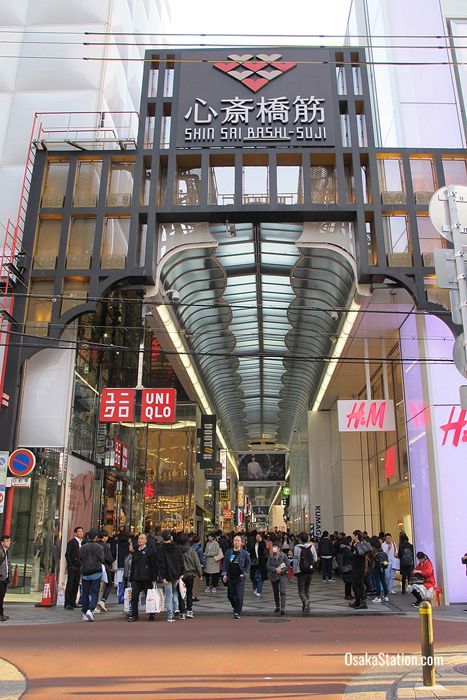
left=419, top=601, right=436, bottom=687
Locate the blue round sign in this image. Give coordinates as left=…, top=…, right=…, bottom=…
left=9, top=449, right=36, bottom=477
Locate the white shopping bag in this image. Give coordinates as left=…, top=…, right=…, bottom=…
left=178, top=578, right=187, bottom=600
left=145, top=588, right=157, bottom=614
left=124, top=586, right=132, bottom=613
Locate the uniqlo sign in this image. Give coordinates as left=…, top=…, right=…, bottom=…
left=141, top=388, right=177, bottom=423
left=99, top=389, right=135, bottom=422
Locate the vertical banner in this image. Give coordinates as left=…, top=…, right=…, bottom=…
left=199, top=414, right=217, bottom=468
left=0, top=451, right=8, bottom=514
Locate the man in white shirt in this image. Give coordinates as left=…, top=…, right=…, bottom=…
left=0, top=534, right=12, bottom=621
left=382, top=533, right=398, bottom=594
left=247, top=456, right=263, bottom=480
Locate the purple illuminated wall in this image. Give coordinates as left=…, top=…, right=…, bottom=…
left=401, top=314, right=467, bottom=604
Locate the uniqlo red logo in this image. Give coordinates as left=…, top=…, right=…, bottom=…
left=114, top=438, right=123, bottom=468
left=141, top=388, right=176, bottom=423
left=99, top=389, right=135, bottom=422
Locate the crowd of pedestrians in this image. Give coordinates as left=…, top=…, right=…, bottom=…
left=3, top=523, right=466, bottom=623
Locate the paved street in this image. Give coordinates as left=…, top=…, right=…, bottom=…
left=1, top=578, right=466, bottom=699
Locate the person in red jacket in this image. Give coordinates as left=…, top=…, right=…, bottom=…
left=409, top=551, right=435, bottom=608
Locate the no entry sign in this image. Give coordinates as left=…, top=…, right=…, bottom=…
left=9, top=448, right=36, bottom=477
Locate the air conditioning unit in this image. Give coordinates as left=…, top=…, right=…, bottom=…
left=415, top=191, right=433, bottom=205
left=33, top=254, right=56, bottom=270
left=74, top=193, right=96, bottom=207
left=381, top=191, right=405, bottom=205
left=42, top=193, right=64, bottom=207
left=108, top=193, right=131, bottom=207
left=101, top=254, right=126, bottom=269
left=387, top=252, right=412, bottom=267
left=422, top=252, right=435, bottom=267
left=66, top=254, right=91, bottom=269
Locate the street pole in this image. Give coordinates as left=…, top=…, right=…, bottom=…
left=419, top=601, right=436, bottom=687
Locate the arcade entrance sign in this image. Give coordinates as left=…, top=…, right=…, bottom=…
left=176, top=49, right=335, bottom=149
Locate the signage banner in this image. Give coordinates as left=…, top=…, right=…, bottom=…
left=310, top=504, right=322, bottom=539
left=99, top=389, right=135, bottom=423
left=176, top=48, right=335, bottom=149
left=219, top=477, right=230, bottom=502
left=114, top=438, right=123, bottom=469
left=7, top=477, right=31, bottom=488
left=0, top=485, right=5, bottom=514
left=141, top=388, right=176, bottom=423
left=204, top=462, right=222, bottom=480
left=253, top=505, right=269, bottom=516
left=0, top=451, right=8, bottom=487
left=199, top=415, right=217, bottom=468
left=337, top=400, right=396, bottom=432
left=238, top=452, right=286, bottom=483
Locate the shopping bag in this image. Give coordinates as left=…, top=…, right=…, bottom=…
left=124, top=587, right=132, bottom=613
left=178, top=578, right=187, bottom=600
left=117, top=581, right=124, bottom=604
left=101, top=564, right=108, bottom=584
left=146, top=588, right=157, bottom=614
left=153, top=586, right=166, bottom=613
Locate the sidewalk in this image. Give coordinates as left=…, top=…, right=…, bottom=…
left=3, top=576, right=466, bottom=626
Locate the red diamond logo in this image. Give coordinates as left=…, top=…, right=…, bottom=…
left=213, top=53, right=297, bottom=92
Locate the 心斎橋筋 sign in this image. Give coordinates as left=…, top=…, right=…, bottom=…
left=176, top=49, right=335, bottom=149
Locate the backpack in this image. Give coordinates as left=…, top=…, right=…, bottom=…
left=400, top=545, right=414, bottom=566
left=299, top=546, right=314, bottom=574
left=375, top=550, right=389, bottom=570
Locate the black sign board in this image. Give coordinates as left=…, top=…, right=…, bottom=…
left=176, top=48, right=335, bottom=149
left=198, top=414, right=217, bottom=468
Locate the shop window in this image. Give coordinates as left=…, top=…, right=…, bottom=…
left=157, top=157, right=168, bottom=205
left=73, top=160, right=102, bottom=207
left=277, top=154, right=303, bottom=205
left=61, top=278, right=89, bottom=316
left=148, top=63, right=159, bottom=97
left=416, top=216, right=446, bottom=265
left=344, top=157, right=355, bottom=203
left=101, top=217, right=130, bottom=268
left=336, top=64, right=347, bottom=95
left=356, top=113, right=367, bottom=147
left=340, top=112, right=351, bottom=147
left=361, top=159, right=371, bottom=203
left=163, top=64, right=174, bottom=97
left=33, top=218, right=61, bottom=269
left=25, top=280, right=54, bottom=336
left=144, top=116, right=155, bottom=149
left=107, top=160, right=134, bottom=207
left=209, top=154, right=235, bottom=205
left=378, top=156, right=406, bottom=204
left=66, top=218, right=95, bottom=269
left=160, top=105, right=172, bottom=149
left=352, top=65, right=363, bottom=94
left=141, top=164, right=151, bottom=205
left=243, top=153, right=269, bottom=204
left=310, top=155, right=336, bottom=203
left=175, top=155, right=202, bottom=205
left=366, top=220, right=377, bottom=265
left=383, top=215, right=412, bottom=266
left=41, top=160, right=69, bottom=207
left=409, top=157, right=436, bottom=204
left=442, top=157, right=467, bottom=186
left=137, top=222, right=147, bottom=267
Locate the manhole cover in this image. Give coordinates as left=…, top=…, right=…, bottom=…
left=453, top=664, right=467, bottom=676
left=258, top=618, right=291, bottom=623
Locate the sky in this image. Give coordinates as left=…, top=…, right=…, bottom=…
left=166, top=0, right=353, bottom=45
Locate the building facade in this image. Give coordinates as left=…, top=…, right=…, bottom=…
left=0, top=1, right=466, bottom=604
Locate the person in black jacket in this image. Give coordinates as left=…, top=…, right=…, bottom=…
left=128, top=533, right=157, bottom=622
left=155, top=530, right=184, bottom=622
left=79, top=528, right=104, bottom=622
left=96, top=530, right=115, bottom=613
left=340, top=536, right=353, bottom=600
left=318, top=531, right=334, bottom=582
left=248, top=533, right=268, bottom=596
left=64, top=526, right=83, bottom=610
left=398, top=533, right=414, bottom=594
left=349, top=530, right=371, bottom=610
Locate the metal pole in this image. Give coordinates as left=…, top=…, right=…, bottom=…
left=419, top=601, right=436, bottom=687
left=447, top=186, right=467, bottom=362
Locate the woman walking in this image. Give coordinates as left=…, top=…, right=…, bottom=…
left=248, top=532, right=268, bottom=597
left=266, top=541, right=289, bottom=615
left=204, top=533, right=222, bottom=593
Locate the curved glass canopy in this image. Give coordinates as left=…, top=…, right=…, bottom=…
left=159, top=222, right=355, bottom=451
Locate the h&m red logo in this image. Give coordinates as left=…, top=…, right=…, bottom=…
left=213, top=53, right=297, bottom=93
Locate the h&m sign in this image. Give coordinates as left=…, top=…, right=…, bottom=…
left=176, top=49, right=335, bottom=149
left=337, top=400, right=396, bottom=432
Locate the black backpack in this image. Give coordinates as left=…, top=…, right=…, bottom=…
left=299, top=546, right=314, bottom=574
left=400, top=545, right=414, bottom=566
left=375, top=550, right=389, bottom=570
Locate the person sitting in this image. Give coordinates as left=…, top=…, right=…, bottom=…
left=408, top=551, right=435, bottom=608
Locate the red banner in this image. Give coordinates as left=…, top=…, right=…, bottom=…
left=99, top=389, right=135, bottom=422
left=141, top=388, right=177, bottom=423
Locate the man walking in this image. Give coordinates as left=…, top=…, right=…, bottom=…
left=293, top=532, right=318, bottom=615
left=64, top=526, right=83, bottom=610
left=128, top=533, right=157, bottom=622
left=79, top=528, right=104, bottom=622
left=222, top=535, right=250, bottom=619
left=96, top=530, right=115, bottom=613
left=156, top=530, right=184, bottom=622
left=0, top=535, right=12, bottom=621
left=382, top=533, right=398, bottom=594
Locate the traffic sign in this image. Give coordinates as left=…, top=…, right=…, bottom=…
left=0, top=485, right=5, bottom=514
left=0, top=451, right=8, bottom=486
left=9, top=448, right=36, bottom=477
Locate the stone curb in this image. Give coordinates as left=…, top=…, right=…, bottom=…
left=0, top=658, right=26, bottom=700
